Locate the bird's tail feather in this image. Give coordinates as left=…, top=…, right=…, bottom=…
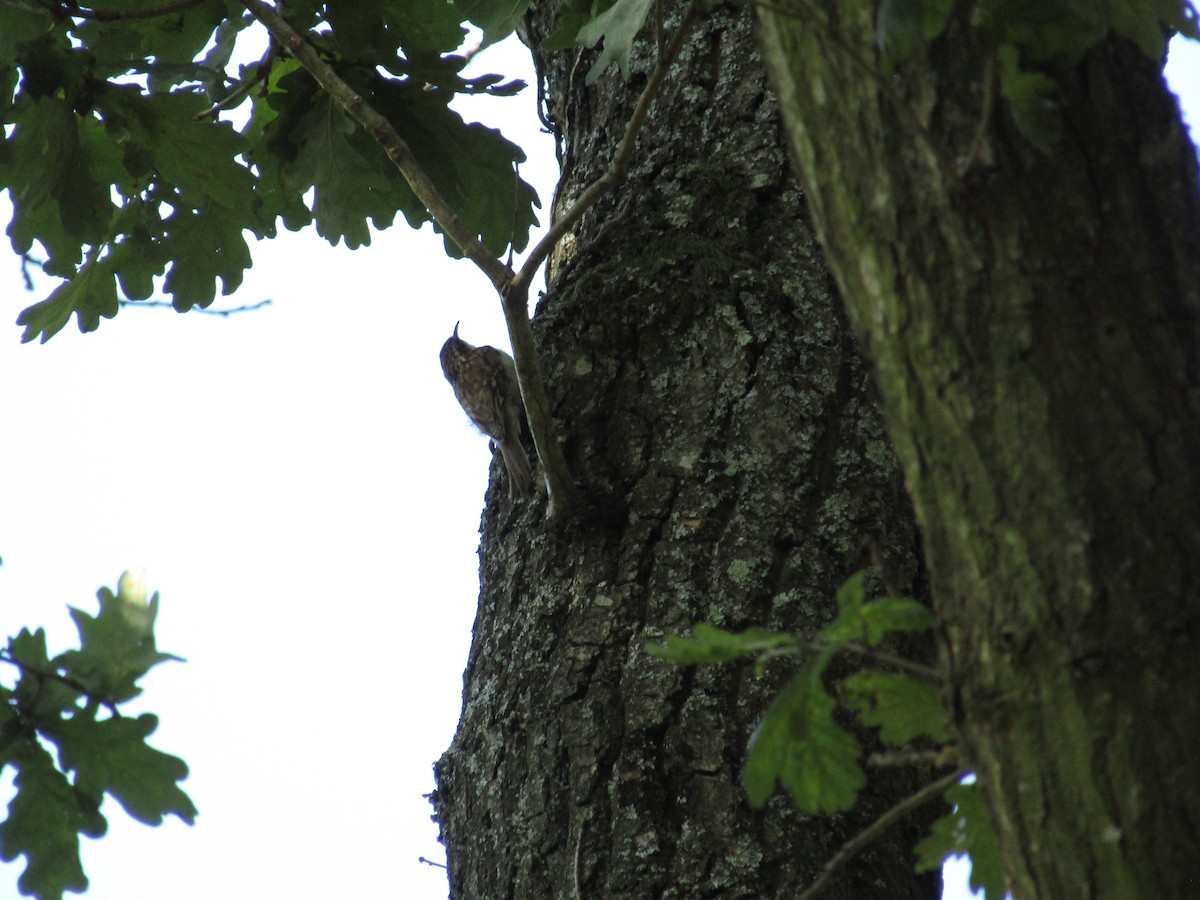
left=498, top=440, right=534, bottom=497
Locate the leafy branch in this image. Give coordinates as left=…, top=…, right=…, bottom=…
left=6, top=0, right=698, bottom=517
left=506, top=3, right=698, bottom=300
left=239, top=0, right=509, bottom=286
left=0, top=573, right=194, bottom=900
left=241, top=0, right=697, bottom=518
left=648, top=572, right=1008, bottom=898
left=0, top=648, right=117, bottom=718
left=194, top=39, right=278, bottom=121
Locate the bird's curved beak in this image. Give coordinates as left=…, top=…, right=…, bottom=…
left=453, top=321, right=461, bottom=339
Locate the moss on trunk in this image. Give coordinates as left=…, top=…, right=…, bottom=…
left=758, top=6, right=1200, bottom=897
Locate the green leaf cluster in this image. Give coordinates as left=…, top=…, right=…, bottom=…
left=649, top=573, right=944, bottom=812
left=648, top=573, right=1005, bottom=892
left=1, top=0, right=540, bottom=341
left=916, top=781, right=1007, bottom=900
left=0, top=577, right=192, bottom=900
left=874, top=0, right=1199, bottom=149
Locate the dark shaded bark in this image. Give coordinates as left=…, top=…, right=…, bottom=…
left=757, top=6, right=1200, bottom=898
left=432, top=6, right=944, bottom=899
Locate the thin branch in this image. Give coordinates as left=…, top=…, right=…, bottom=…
left=501, top=5, right=699, bottom=517
left=797, top=769, right=965, bottom=900
left=0, top=651, right=120, bottom=717
left=509, top=4, right=698, bottom=299
left=417, top=856, right=447, bottom=869
left=195, top=53, right=276, bottom=120
left=120, top=299, right=273, bottom=316
left=239, top=0, right=511, bottom=291
left=19, top=253, right=42, bottom=292
left=835, top=640, right=944, bottom=682
left=867, top=747, right=956, bottom=768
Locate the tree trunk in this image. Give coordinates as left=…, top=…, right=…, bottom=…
left=757, top=7, right=1200, bottom=899
left=432, top=5, right=942, bottom=899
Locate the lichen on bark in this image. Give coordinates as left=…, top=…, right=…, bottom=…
left=433, top=6, right=942, bottom=898
left=758, top=4, right=1200, bottom=897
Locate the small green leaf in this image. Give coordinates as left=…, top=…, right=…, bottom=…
left=647, top=624, right=794, bottom=664
left=0, top=741, right=106, bottom=900
left=57, top=586, right=181, bottom=704
left=372, top=79, right=541, bottom=256
left=17, top=256, right=119, bottom=343
left=844, top=670, right=949, bottom=744
left=283, top=92, right=408, bottom=248
left=99, top=88, right=258, bottom=212
left=576, top=0, right=655, bottom=84
left=916, top=781, right=1008, bottom=899
left=997, top=43, right=1062, bottom=154
left=0, top=96, right=115, bottom=274
left=822, top=574, right=936, bottom=647
left=743, top=665, right=865, bottom=812
left=877, top=0, right=956, bottom=65
left=160, top=198, right=254, bottom=309
left=47, top=713, right=197, bottom=827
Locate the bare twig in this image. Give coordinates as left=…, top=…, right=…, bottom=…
left=509, top=4, right=698, bottom=299
left=120, top=299, right=273, bottom=316
left=822, top=640, right=944, bottom=682
left=195, top=53, right=276, bottom=120
left=797, top=769, right=965, bottom=900
left=502, top=5, right=698, bottom=517
left=417, top=856, right=447, bottom=869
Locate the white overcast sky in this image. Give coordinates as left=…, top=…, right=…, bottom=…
left=0, top=27, right=1197, bottom=900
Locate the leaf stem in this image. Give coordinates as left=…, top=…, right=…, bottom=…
left=0, top=650, right=119, bottom=716
left=835, top=640, right=944, bottom=682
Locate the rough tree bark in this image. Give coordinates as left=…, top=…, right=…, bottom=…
left=433, top=6, right=942, bottom=898
left=757, top=7, right=1200, bottom=899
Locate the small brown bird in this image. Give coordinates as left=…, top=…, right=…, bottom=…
left=440, top=322, right=533, bottom=497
